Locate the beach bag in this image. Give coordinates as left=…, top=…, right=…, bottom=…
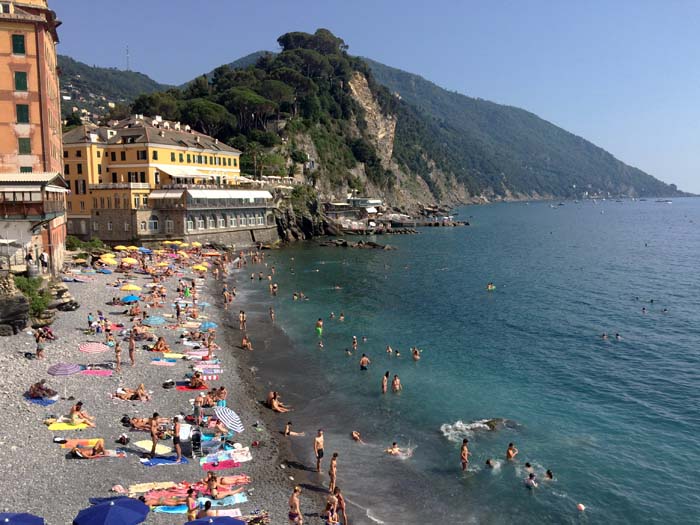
left=117, top=434, right=130, bottom=445
left=162, top=380, right=175, bottom=389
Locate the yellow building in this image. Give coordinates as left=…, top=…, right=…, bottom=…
left=63, top=115, right=276, bottom=245
left=0, top=0, right=66, bottom=273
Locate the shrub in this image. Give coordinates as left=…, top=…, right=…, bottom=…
left=14, top=276, right=52, bottom=318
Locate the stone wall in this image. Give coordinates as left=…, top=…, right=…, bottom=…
left=0, top=275, right=29, bottom=335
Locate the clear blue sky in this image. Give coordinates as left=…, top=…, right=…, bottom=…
left=56, top=0, right=699, bottom=192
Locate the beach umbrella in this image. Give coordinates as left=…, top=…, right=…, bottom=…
left=101, top=259, right=118, bottom=266
left=200, top=321, right=218, bottom=330
left=186, top=518, right=245, bottom=525
left=113, top=245, right=128, bottom=251
left=47, top=363, right=82, bottom=376
left=213, top=406, right=244, bottom=433
left=97, top=269, right=112, bottom=274
left=191, top=241, right=202, bottom=247
left=120, top=284, right=141, bottom=292
left=73, top=498, right=149, bottom=525
left=191, top=265, right=207, bottom=272
left=179, top=243, right=189, bottom=248
left=73, top=258, right=87, bottom=264
left=0, top=513, right=44, bottom=525
left=156, top=262, right=170, bottom=267
left=121, top=295, right=139, bottom=303
left=126, top=246, right=139, bottom=251
left=201, top=251, right=220, bottom=257
left=79, top=342, right=110, bottom=354
left=142, top=316, right=166, bottom=327
left=177, top=251, right=189, bottom=258
left=121, top=257, right=138, bottom=265
left=137, top=247, right=152, bottom=254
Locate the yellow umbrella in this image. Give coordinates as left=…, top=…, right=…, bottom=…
left=102, top=258, right=118, bottom=266
left=191, top=241, right=202, bottom=247
left=192, top=265, right=207, bottom=272
left=177, top=251, right=189, bottom=258
left=154, top=249, right=166, bottom=254
left=201, top=261, right=210, bottom=267
left=122, top=257, right=139, bottom=265
left=100, top=254, right=116, bottom=260
left=156, top=262, right=170, bottom=267
left=120, top=283, right=142, bottom=291
left=113, top=245, right=128, bottom=251
left=179, top=243, right=189, bottom=248
left=127, top=245, right=139, bottom=251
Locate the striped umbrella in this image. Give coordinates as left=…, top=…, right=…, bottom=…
left=79, top=342, right=110, bottom=354
left=213, top=406, right=244, bottom=434
left=47, top=363, right=82, bottom=376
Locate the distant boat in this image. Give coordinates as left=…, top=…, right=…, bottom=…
left=655, top=199, right=673, bottom=204
left=639, top=198, right=647, bottom=202
left=558, top=202, right=565, bottom=206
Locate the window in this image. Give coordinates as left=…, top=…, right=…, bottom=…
left=179, top=153, right=184, bottom=162
left=197, top=155, right=203, bottom=164
left=99, top=197, right=104, bottom=208
left=154, top=172, right=160, bottom=185
left=107, top=221, right=113, bottom=231
left=152, top=150, right=158, bottom=160
left=218, top=217, right=225, bottom=228
left=134, top=195, right=140, bottom=208
left=97, top=164, right=102, bottom=175
left=93, top=222, right=99, bottom=231
left=137, top=150, right=147, bottom=160
left=110, top=152, right=116, bottom=161
left=204, top=156, right=208, bottom=165
left=233, top=158, right=237, bottom=167
left=92, top=198, right=97, bottom=209
left=140, top=172, right=146, bottom=183
left=187, top=154, right=191, bottom=163
left=170, top=152, right=175, bottom=162
left=197, top=216, right=205, bottom=230
left=143, top=196, right=148, bottom=207
left=77, top=163, right=83, bottom=175
left=210, top=156, right=214, bottom=164
left=229, top=216, right=236, bottom=227
left=76, top=150, right=82, bottom=157
left=12, top=34, right=25, bottom=55
left=67, top=201, right=72, bottom=212
left=20, top=166, right=32, bottom=173
left=120, top=151, right=126, bottom=161
left=63, top=150, right=68, bottom=158
left=81, top=180, right=86, bottom=194
left=80, top=201, right=85, bottom=211
left=148, top=217, right=159, bottom=231
left=257, top=215, right=264, bottom=225
left=207, top=216, right=215, bottom=229
left=0, top=3, right=11, bottom=14
left=187, top=218, right=194, bottom=231
left=64, top=164, right=70, bottom=175
left=165, top=220, right=174, bottom=233
left=14, top=71, right=27, bottom=91
left=18, top=138, right=31, bottom=154
left=124, top=222, right=130, bottom=232
left=16, top=104, right=29, bottom=123
left=97, top=150, right=101, bottom=158
left=106, top=197, right=111, bottom=208
left=140, top=221, right=147, bottom=231
left=114, top=195, right=120, bottom=209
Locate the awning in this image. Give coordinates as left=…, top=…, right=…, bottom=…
left=366, top=207, right=377, bottom=214
left=149, top=189, right=184, bottom=200
left=45, top=185, right=68, bottom=193
left=153, top=164, right=240, bottom=180
left=0, top=186, right=41, bottom=192
left=186, top=189, right=273, bottom=200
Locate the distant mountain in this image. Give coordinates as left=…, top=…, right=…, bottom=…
left=57, top=55, right=169, bottom=117
left=364, top=58, right=683, bottom=198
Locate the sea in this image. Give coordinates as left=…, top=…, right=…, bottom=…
left=235, top=198, right=700, bottom=524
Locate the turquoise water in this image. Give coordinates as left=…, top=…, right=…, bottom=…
left=242, top=199, right=700, bottom=524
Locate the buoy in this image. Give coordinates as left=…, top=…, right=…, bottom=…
left=577, top=503, right=586, bottom=512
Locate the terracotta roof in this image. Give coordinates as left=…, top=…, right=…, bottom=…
left=0, top=172, right=67, bottom=188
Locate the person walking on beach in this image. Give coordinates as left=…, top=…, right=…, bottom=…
left=149, top=412, right=160, bottom=458
left=173, top=416, right=182, bottom=463
left=289, top=485, right=302, bottom=524
left=114, top=341, right=122, bottom=372
left=239, top=310, right=247, bottom=331
left=359, top=354, right=370, bottom=371
left=382, top=371, right=389, bottom=394
left=392, top=374, right=402, bottom=392
left=269, top=306, right=275, bottom=322
left=506, top=442, right=519, bottom=461
left=128, top=330, right=136, bottom=367
left=328, top=452, right=338, bottom=493
left=333, top=487, right=348, bottom=525
left=314, top=429, right=325, bottom=472
left=461, top=438, right=470, bottom=471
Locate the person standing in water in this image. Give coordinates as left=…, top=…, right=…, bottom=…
left=461, top=438, right=470, bottom=471
left=269, top=307, right=275, bottom=322
left=506, top=442, right=519, bottom=461
left=328, top=452, right=338, bottom=493
left=391, top=374, right=402, bottom=392
left=314, top=429, right=325, bottom=473
left=316, top=318, right=324, bottom=338
left=382, top=371, right=389, bottom=394
left=359, top=354, right=371, bottom=371
left=288, top=485, right=302, bottom=524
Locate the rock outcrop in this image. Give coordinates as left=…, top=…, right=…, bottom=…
left=0, top=275, right=29, bottom=336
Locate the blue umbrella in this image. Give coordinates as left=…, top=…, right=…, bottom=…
left=0, top=513, right=44, bottom=525
left=137, top=247, right=152, bottom=254
left=199, top=321, right=218, bottom=330
left=121, top=295, right=139, bottom=303
left=186, top=518, right=245, bottom=525
left=73, top=499, right=148, bottom=525
left=142, top=316, right=166, bottom=327
left=96, top=269, right=112, bottom=274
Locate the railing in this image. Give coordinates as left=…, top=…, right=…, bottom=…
left=90, top=183, right=151, bottom=190
left=0, top=201, right=65, bottom=218
left=151, top=201, right=272, bottom=211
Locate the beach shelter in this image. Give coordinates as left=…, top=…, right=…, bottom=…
left=137, top=247, right=152, bottom=254
left=200, top=321, right=218, bottom=330
left=101, top=259, right=118, bottom=266
left=120, top=284, right=142, bottom=292
left=0, top=513, right=44, bottom=525
left=186, top=518, right=245, bottom=525
left=121, top=257, right=138, bottom=265
left=113, top=245, right=128, bottom=251
left=72, top=498, right=149, bottom=525
left=79, top=342, right=110, bottom=354
left=191, top=241, right=202, bottom=247
left=47, top=363, right=82, bottom=376
left=213, top=406, right=244, bottom=433
left=126, top=246, right=139, bottom=251
left=121, top=295, right=140, bottom=303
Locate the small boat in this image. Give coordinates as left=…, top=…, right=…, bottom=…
left=655, top=199, right=673, bottom=204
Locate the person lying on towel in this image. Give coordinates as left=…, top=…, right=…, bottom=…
left=71, top=441, right=106, bottom=458
left=28, top=379, right=57, bottom=399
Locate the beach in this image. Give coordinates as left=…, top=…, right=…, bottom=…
left=0, top=252, right=318, bottom=524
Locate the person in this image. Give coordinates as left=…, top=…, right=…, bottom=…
left=114, top=384, right=150, bottom=401
left=385, top=442, right=401, bottom=455
left=270, top=306, right=275, bottom=322
left=193, top=393, right=204, bottom=426
left=316, top=318, right=324, bottom=338
left=324, top=495, right=339, bottom=525
left=87, top=312, right=94, bottom=331
left=339, top=312, right=345, bottom=322
left=284, top=421, right=305, bottom=437
left=351, top=431, right=364, bottom=443
left=314, top=429, right=325, bottom=473
left=525, top=462, right=533, bottom=473
left=71, top=441, right=106, bottom=459
left=205, top=472, right=220, bottom=500
left=27, top=379, right=56, bottom=399
left=70, top=401, right=95, bottom=427
left=546, top=469, right=554, bottom=480
left=128, top=330, right=136, bottom=366
left=39, top=251, right=49, bottom=273
left=289, top=485, right=302, bottom=524
left=352, top=336, right=358, bottom=351
left=391, top=374, right=402, bottom=392
left=197, top=500, right=217, bottom=518
left=25, top=251, right=33, bottom=267
left=359, top=354, right=370, bottom=371
left=333, top=487, right=348, bottom=525
left=173, top=416, right=182, bottom=463
left=239, top=310, right=247, bottom=331
left=328, top=452, right=338, bottom=493
left=524, top=472, right=538, bottom=489
left=485, top=458, right=494, bottom=469
left=615, top=333, right=622, bottom=340
left=270, top=392, right=291, bottom=413
left=149, top=412, right=160, bottom=458
left=216, top=386, right=228, bottom=407
left=382, top=371, right=389, bottom=394
left=35, top=332, right=45, bottom=360
left=506, top=442, right=518, bottom=461
left=114, top=341, right=122, bottom=372
left=386, top=345, right=393, bottom=355
left=190, top=372, right=208, bottom=389
left=412, top=347, right=421, bottom=361
left=186, top=488, right=198, bottom=521
left=461, top=438, right=470, bottom=471
left=153, top=336, right=170, bottom=353
left=241, top=335, right=253, bottom=351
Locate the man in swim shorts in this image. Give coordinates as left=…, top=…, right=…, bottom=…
left=461, top=438, right=470, bottom=471
left=289, top=485, right=302, bottom=524
left=359, top=354, right=370, bottom=371
left=314, top=429, right=325, bottom=472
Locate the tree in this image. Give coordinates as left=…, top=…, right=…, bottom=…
left=180, top=98, right=235, bottom=137
left=218, top=87, right=277, bottom=132
left=63, top=111, right=82, bottom=130
left=132, top=92, right=180, bottom=120
left=184, top=75, right=210, bottom=98
left=257, top=79, right=295, bottom=118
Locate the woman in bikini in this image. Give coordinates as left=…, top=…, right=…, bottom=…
left=186, top=488, right=198, bottom=521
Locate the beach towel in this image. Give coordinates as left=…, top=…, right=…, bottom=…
left=200, top=448, right=252, bottom=465
left=197, top=493, right=248, bottom=507
left=128, top=481, right=176, bottom=494
left=24, top=394, right=58, bottom=406
left=201, top=459, right=240, bottom=471
left=182, top=341, right=202, bottom=347
left=74, top=449, right=126, bottom=459
left=59, top=438, right=102, bottom=449
left=48, top=421, right=88, bottom=431
left=140, top=455, right=189, bottom=467
left=132, top=440, right=173, bottom=455
left=81, top=369, right=113, bottom=376
left=162, top=353, right=186, bottom=359
left=194, top=369, right=223, bottom=375
left=218, top=509, right=243, bottom=517
left=185, top=349, right=209, bottom=356
left=175, top=384, right=208, bottom=391
left=152, top=504, right=187, bottom=514
left=151, top=360, right=176, bottom=366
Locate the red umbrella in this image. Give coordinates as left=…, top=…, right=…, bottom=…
left=79, top=342, right=110, bottom=354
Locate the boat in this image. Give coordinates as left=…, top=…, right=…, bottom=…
left=655, top=199, right=673, bottom=204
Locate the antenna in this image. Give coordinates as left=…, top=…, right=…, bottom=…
left=126, top=44, right=130, bottom=71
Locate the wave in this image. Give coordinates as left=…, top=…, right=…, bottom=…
left=440, top=418, right=514, bottom=442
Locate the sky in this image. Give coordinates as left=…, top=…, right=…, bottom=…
left=55, top=0, right=700, bottom=192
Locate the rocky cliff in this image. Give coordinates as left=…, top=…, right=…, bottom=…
left=0, top=275, right=29, bottom=336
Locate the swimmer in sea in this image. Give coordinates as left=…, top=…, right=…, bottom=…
left=545, top=469, right=554, bottom=480
left=642, top=307, right=647, bottom=314
left=359, top=354, right=371, bottom=371
left=506, top=442, right=519, bottom=461
left=615, top=333, right=621, bottom=340
left=362, top=336, right=367, bottom=343
left=412, top=347, right=421, bottom=361
left=382, top=371, right=389, bottom=394
left=318, top=341, right=324, bottom=349
left=485, top=459, right=494, bottom=468
left=601, top=333, right=608, bottom=340
left=461, top=439, right=470, bottom=471
left=330, top=312, right=335, bottom=320
left=345, top=348, right=352, bottom=356
left=339, top=312, right=345, bottom=322
left=352, top=336, right=358, bottom=351
left=391, top=374, right=402, bottom=392
left=385, top=442, right=401, bottom=455
left=395, top=350, right=401, bottom=358
left=525, top=462, right=533, bottom=473
left=351, top=431, right=364, bottom=443
left=524, top=472, right=538, bottom=489
left=386, top=345, right=393, bottom=355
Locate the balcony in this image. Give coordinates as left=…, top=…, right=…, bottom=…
left=151, top=200, right=272, bottom=211
left=90, top=183, right=151, bottom=190
left=0, top=201, right=66, bottom=220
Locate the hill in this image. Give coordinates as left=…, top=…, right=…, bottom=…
left=57, top=55, right=169, bottom=118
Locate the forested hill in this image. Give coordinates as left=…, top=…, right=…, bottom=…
left=364, top=58, right=683, bottom=198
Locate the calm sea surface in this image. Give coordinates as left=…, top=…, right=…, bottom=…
left=238, top=198, right=700, bottom=524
